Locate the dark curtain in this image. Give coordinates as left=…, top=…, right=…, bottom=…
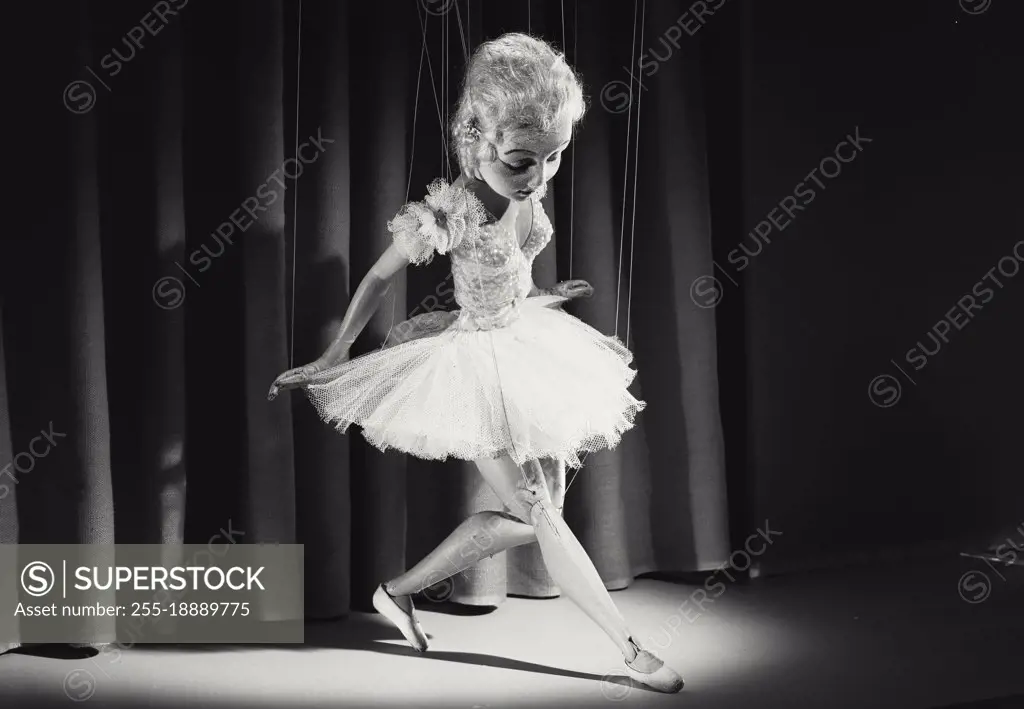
left=1, top=0, right=729, bottom=655
left=705, top=0, right=1024, bottom=574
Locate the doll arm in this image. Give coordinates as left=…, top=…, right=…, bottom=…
left=326, top=177, right=483, bottom=357
left=317, top=244, right=409, bottom=365
left=531, top=279, right=594, bottom=300
left=269, top=177, right=484, bottom=401
left=267, top=245, right=409, bottom=400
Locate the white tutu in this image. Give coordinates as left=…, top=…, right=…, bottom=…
left=305, top=296, right=645, bottom=469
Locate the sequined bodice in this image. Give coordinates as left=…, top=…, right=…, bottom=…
left=386, top=178, right=556, bottom=330
left=450, top=194, right=553, bottom=329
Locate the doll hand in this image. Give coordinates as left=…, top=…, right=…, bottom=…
left=548, top=280, right=593, bottom=300
left=268, top=362, right=322, bottom=401
left=267, top=355, right=346, bottom=401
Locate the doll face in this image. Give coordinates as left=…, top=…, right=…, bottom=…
left=479, top=117, right=573, bottom=201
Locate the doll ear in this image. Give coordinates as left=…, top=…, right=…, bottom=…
left=459, top=149, right=483, bottom=181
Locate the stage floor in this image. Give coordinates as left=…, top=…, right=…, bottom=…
left=1, top=555, right=1021, bottom=709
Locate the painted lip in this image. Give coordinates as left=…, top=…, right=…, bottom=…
left=515, top=189, right=533, bottom=197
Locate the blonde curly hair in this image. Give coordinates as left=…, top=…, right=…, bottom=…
left=451, top=32, right=587, bottom=177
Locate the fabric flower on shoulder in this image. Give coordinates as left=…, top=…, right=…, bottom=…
left=387, top=179, right=488, bottom=266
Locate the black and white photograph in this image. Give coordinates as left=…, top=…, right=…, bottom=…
left=1, top=0, right=1022, bottom=707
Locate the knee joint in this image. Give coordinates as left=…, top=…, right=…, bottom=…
left=514, top=490, right=560, bottom=530
left=503, top=489, right=541, bottom=525
left=512, top=483, right=546, bottom=513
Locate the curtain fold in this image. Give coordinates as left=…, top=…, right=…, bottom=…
left=1, top=0, right=729, bottom=653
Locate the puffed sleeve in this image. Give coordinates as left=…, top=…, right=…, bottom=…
left=386, top=178, right=488, bottom=266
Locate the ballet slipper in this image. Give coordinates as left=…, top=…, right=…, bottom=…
left=623, top=637, right=684, bottom=693
left=372, top=583, right=429, bottom=652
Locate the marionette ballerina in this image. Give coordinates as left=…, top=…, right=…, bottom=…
left=268, top=32, right=683, bottom=693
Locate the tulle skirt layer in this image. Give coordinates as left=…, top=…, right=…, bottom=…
left=305, top=297, right=645, bottom=469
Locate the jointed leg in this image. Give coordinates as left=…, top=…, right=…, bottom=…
left=374, top=458, right=565, bottom=651
left=474, top=454, right=683, bottom=691
left=475, top=455, right=635, bottom=657
left=392, top=455, right=637, bottom=661
left=384, top=509, right=535, bottom=596
left=384, top=457, right=566, bottom=597
left=374, top=453, right=682, bottom=691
